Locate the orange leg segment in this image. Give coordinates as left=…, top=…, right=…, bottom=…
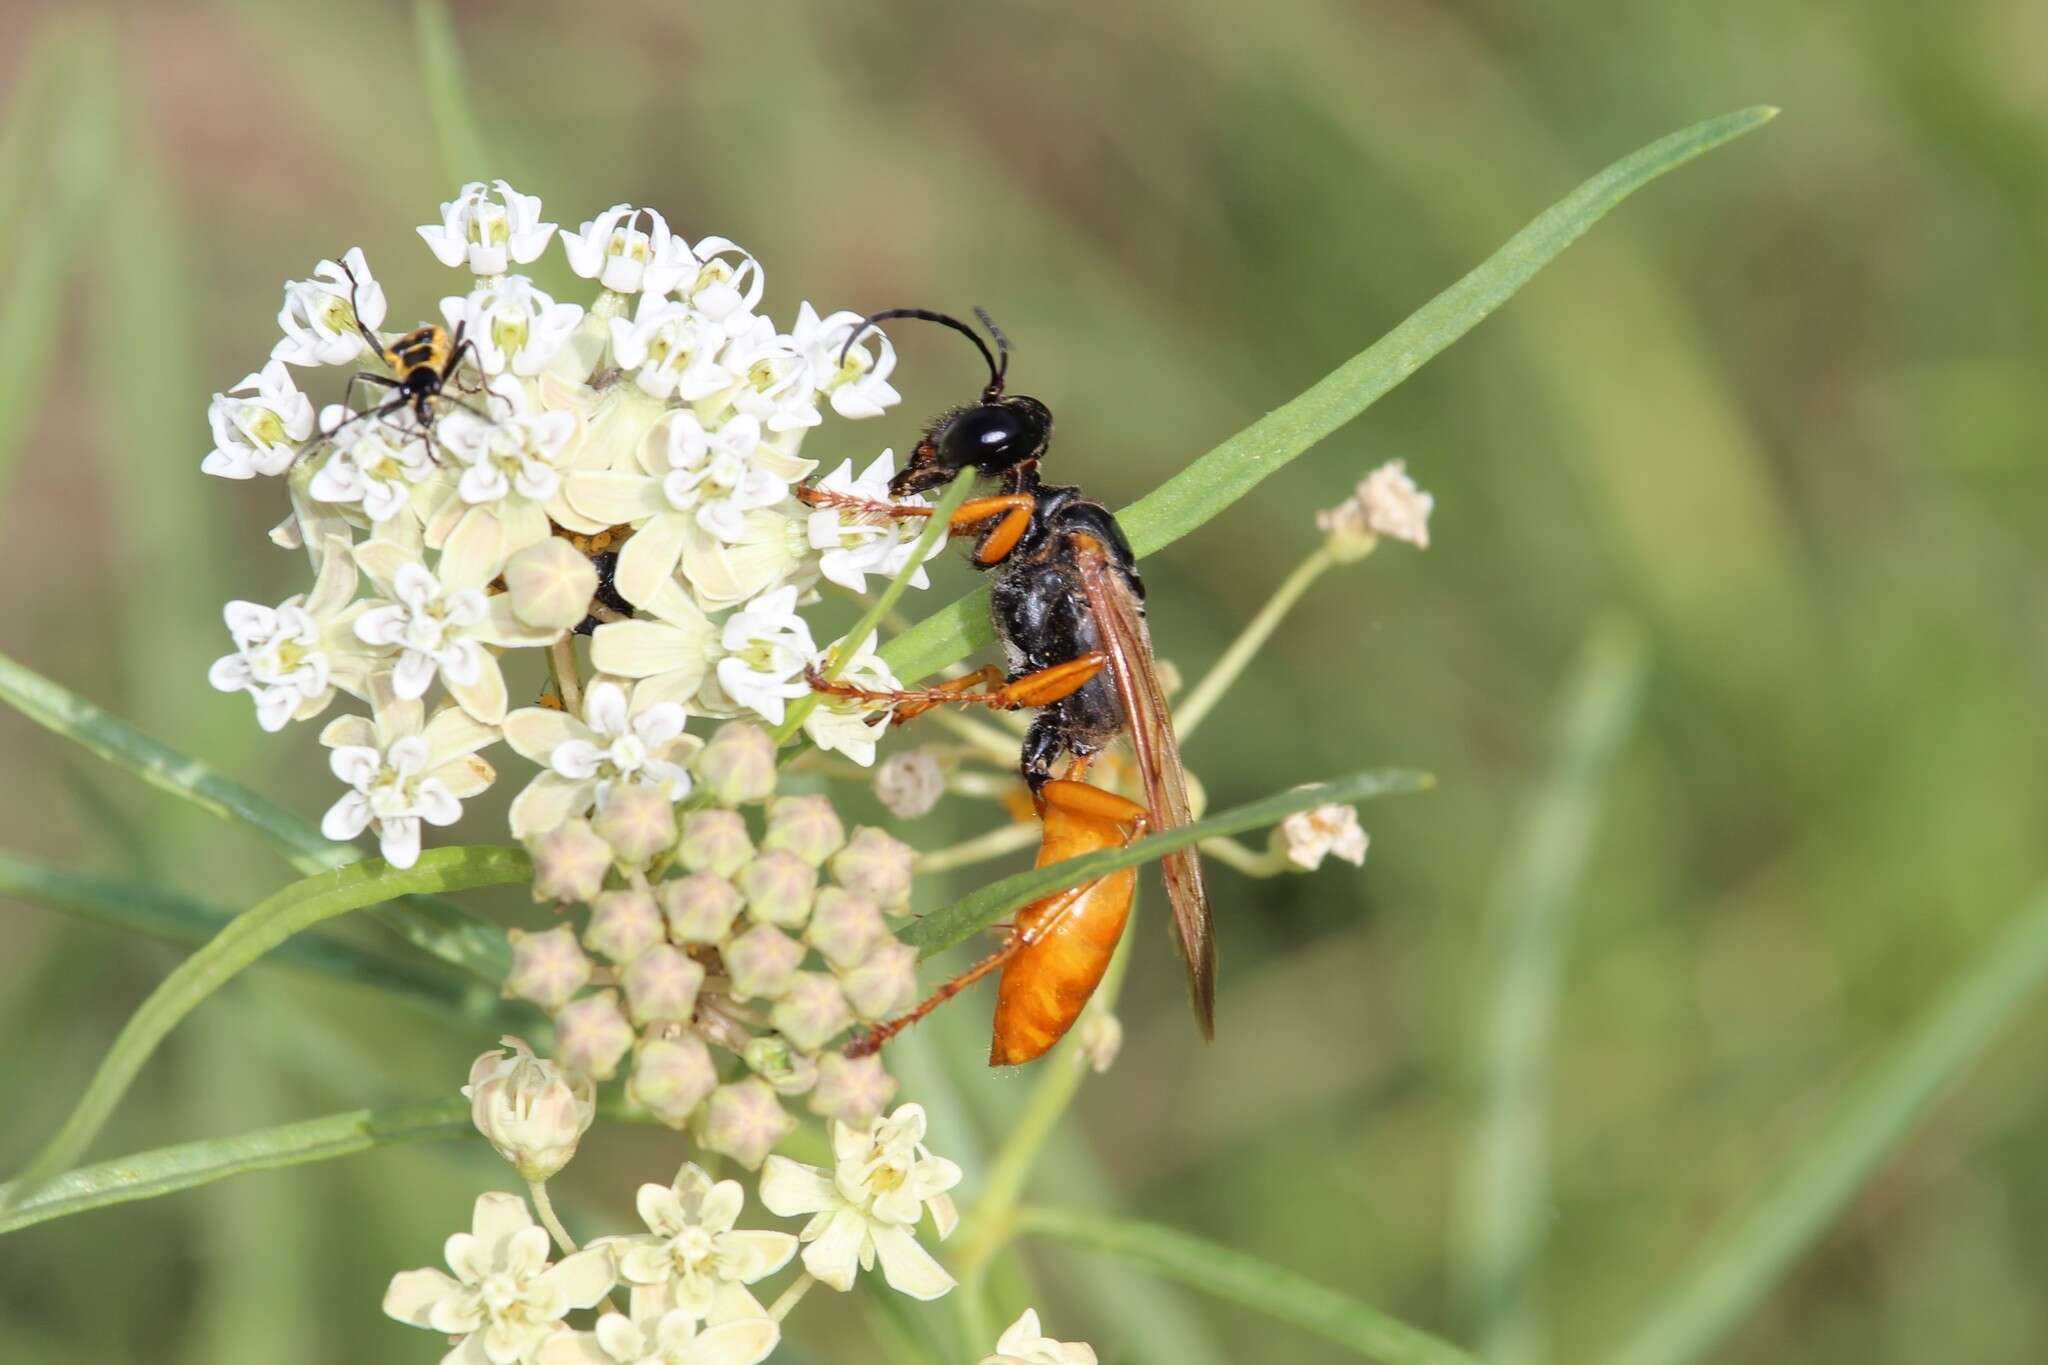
left=807, top=652, right=1108, bottom=725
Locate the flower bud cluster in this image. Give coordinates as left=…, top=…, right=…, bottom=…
left=506, top=719, right=918, bottom=1167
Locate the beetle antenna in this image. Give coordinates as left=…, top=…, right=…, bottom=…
left=838, top=308, right=1003, bottom=397
left=972, top=307, right=1010, bottom=394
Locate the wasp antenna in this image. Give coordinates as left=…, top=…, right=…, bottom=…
left=972, top=307, right=1011, bottom=394
left=839, top=307, right=1003, bottom=395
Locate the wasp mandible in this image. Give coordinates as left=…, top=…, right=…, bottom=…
left=801, top=308, right=1214, bottom=1065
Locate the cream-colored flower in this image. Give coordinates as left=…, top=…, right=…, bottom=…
left=1317, top=458, right=1433, bottom=552
left=208, top=536, right=366, bottom=731
left=1276, top=802, right=1369, bottom=871
left=465, top=1036, right=597, bottom=1182
left=317, top=692, right=496, bottom=869
left=803, top=632, right=897, bottom=766
left=383, top=1192, right=615, bottom=1365
left=978, top=1308, right=1099, bottom=1365
left=537, top=1288, right=778, bottom=1365
left=501, top=680, right=701, bottom=839
left=605, top=1163, right=797, bottom=1320
left=429, top=379, right=582, bottom=588
left=352, top=541, right=559, bottom=724
left=757, top=1103, right=960, bottom=1300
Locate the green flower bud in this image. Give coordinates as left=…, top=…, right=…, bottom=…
left=697, top=1077, right=794, bottom=1169
left=660, top=872, right=744, bottom=944
left=592, top=785, right=677, bottom=868
left=808, top=1051, right=899, bottom=1126
left=553, top=989, right=635, bottom=1080
left=584, top=888, right=664, bottom=964
left=737, top=849, right=819, bottom=929
left=527, top=818, right=612, bottom=904
left=504, top=925, right=591, bottom=1011
left=623, top=943, right=706, bottom=1025
left=840, top=939, right=919, bottom=1020
left=761, top=793, right=845, bottom=866
left=628, top=1033, right=717, bottom=1126
left=742, top=1035, right=820, bottom=1097
left=723, top=923, right=804, bottom=1001
left=807, top=887, right=887, bottom=971
left=676, top=809, right=754, bottom=877
left=504, top=537, right=599, bottom=631
left=771, top=972, right=854, bottom=1052
left=695, top=721, right=777, bottom=806
left=831, top=826, right=917, bottom=912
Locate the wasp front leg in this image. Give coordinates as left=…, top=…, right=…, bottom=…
left=806, top=652, right=1107, bottom=726
left=799, top=487, right=1036, bottom=560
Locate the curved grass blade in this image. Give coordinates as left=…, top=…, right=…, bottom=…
left=0, top=649, right=509, bottom=982
left=0, top=853, right=530, bottom=1030
left=1602, top=881, right=2048, bottom=1365
left=0, top=1098, right=470, bottom=1236
left=1016, top=1204, right=1483, bottom=1365
left=412, top=0, right=492, bottom=183
left=880, top=107, right=1777, bottom=686
left=6, top=844, right=531, bottom=1203
left=1454, top=615, right=1650, bottom=1363
left=903, top=768, right=1430, bottom=957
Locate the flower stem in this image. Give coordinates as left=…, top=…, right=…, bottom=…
left=546, top=635, right=583, bottom=717
left=1198, top=834, right=1293, bottom=878
left=528, top=1178, right=580, bottom=1254
left=1177, top=544, right=1343, bottom=739
left=916, top=821, right=1038, bottom=875
left=769, top=1271, right=816, bottom=1321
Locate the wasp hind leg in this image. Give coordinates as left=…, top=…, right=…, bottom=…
left=806, top=652, right=1107, bottom=725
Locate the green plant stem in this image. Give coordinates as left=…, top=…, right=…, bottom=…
left=769, top=1272, right=816, bottom=1322
left=528, top=1179, right=580, bottom=1253
left=1454, top=615, right=1650, bottom=1364
left=1177, top=543, right=1342, bottom=738
left=7, top=844, right=531, bottom=1203
left=1015, top=1204, right=1485, bottom=1365
left=1602, top=880, right=2048, bottom=1365
left=915, top=821, right=1040, bottom=876
left=547, top=634, right=584, bottom=717
left=1197, top=834, right=1292, bottom=877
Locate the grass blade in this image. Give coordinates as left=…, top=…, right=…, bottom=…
left=1602, top=881, right=2048, bottom=1365
left=1016, top=1204, right=1483, bottom=1365
left=880, top=107, right=1777, bottom=686
left=412, top=0, right=492, bottom=182
left=0, top=649, right=510, bottom=982
left=0, top=1098, right=470, bottom=1236
left=6, top=845, right=531, bottom=1201
left=1454, top=616, right=1651, bottom=1363
left=903, top=768, right=1431, bottom=957
left=0, top=853, right=530, bottom=1030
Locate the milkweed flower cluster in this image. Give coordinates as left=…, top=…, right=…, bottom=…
left=203, top=179, right=942, bottom=870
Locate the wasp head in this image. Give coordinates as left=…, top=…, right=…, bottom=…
left=889, top=395, right=1053, bottom=496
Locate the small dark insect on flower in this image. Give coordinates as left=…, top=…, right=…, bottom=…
left=800, top=308, right=1215, bottom=1065
left=320, top=256, right=498, bottom=450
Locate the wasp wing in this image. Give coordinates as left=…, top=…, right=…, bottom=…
left=1071, top=533, right=1216, bottom=1038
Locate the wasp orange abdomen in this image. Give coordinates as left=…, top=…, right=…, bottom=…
left=989, top=780, right=1145, bottom=1066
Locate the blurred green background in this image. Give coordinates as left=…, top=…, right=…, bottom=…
left=3, top=2, right=2046, bottom=1362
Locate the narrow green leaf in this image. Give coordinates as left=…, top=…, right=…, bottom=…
left=0, top=853, right=531, bottom=1030
left=903, top=768, right=1431, bottom=957
left=0, top=1098, right=470, bottom=1235
left=880, top=107, right=1777, bottom=686
left=412, top=0, right=492, bottom=183
left=773, top=470, right=975, bottom=745
left=0, top=649, right=509, bottom=982
left=1454, top=615, right=1650, bottom=1364
left=1016, top=1204, right=1484, bottom=1365
left=6, top=845, right=531, bottom=1202
left=1602, top=881, right=2048, bottom=1365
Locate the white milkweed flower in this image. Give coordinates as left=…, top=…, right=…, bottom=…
left=1318, top=458, right=1434, bottom=552
left=804, top=633, right=896, bottom=766
left=537, top=1291, right=778, bottom=1365
left=979, top=1309, right=1100, bottom=1365
left=669, top=414, right=799, bottom=544
left=604, top=1162, right=797, bottom=1320
left=717, top=316, right=822, bottom=434
left=758, top=1102, right=962, bottom=1300
left=351, top=542, right=560, bottom=724
left=560, top=204, right=693, bottom=296
left=273, top=246, right=384, bottom=367
left=465, top=1036, right=597, bottom=1182
left=676, top=235, right=766, bottom=336
left=500, top=680, right=701, bottom=839
left=318, top=694, right=497, bottom=869
left=588, top=587, right=718, bottom=714
left=208, top=537, right=362, bottom=731
left=307, top=405, right=439, bottom=527
left=608, top=295, right=733, bottom=402
left=1276, top=801, right=1369, bottom=871
left=442, top=274, right=586, bottom=378
left=420, top=179, right=557, bottom=276
left=805, top=452, right=943, bottom=593
left=790, top=303, right=901, bottom=420
left=383, top=1191, right=614, bottom=1364
left=202, top=360, right=316, bottom=479
left=715, top=586, right=816, bottom=727
left=431, top=379, right=581, bottom=587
